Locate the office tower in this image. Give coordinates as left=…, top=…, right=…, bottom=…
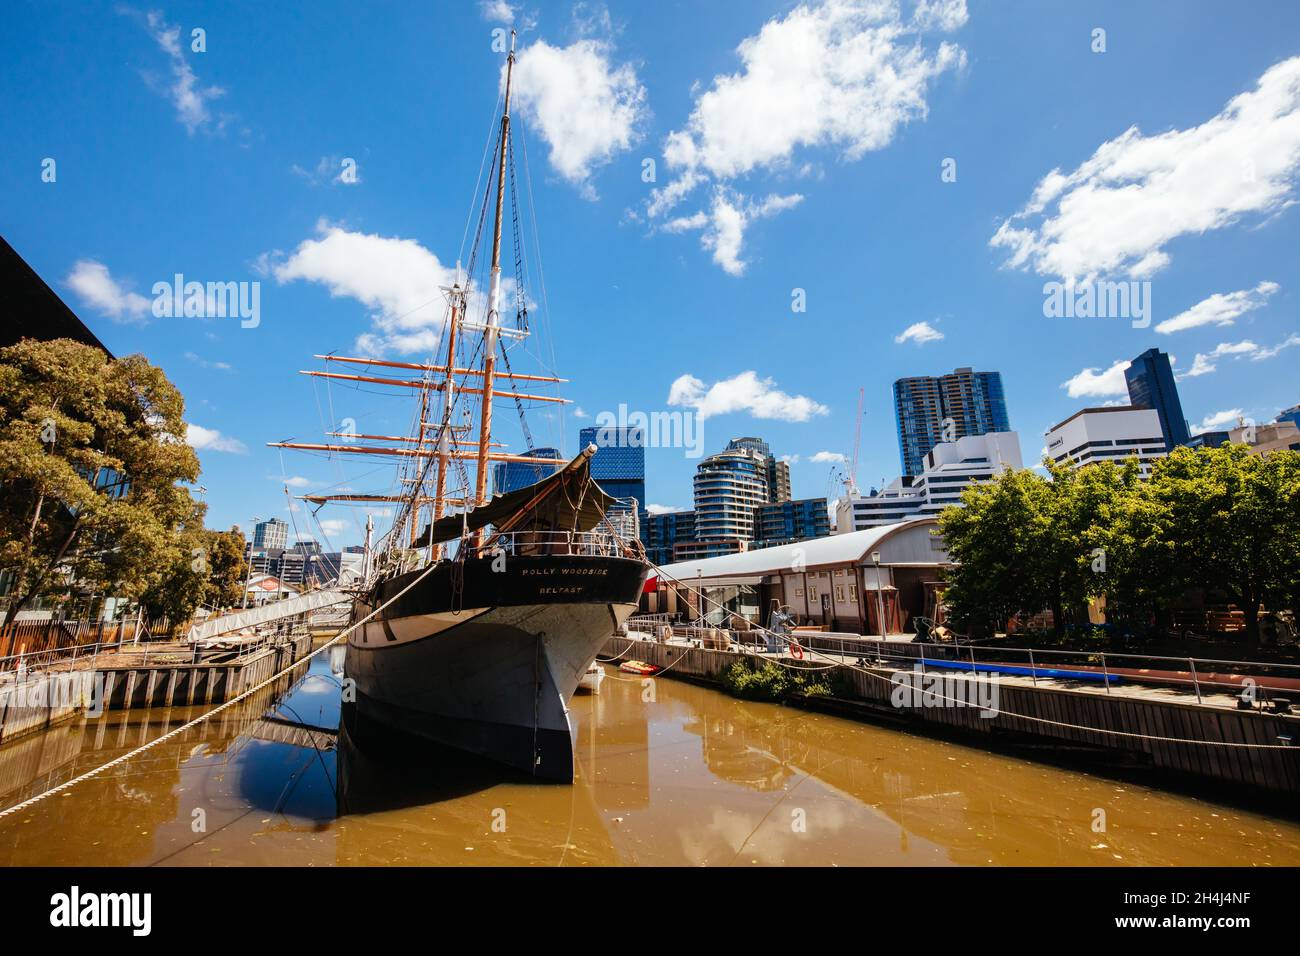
left=251, top=517, right=288, bottom=550
left=580, top=426, right=646, bottom=516
left=1045, top=408, right=1166, bottom=476
left=491, top=447, right=561, bottom=495
left=1124, top=348, right=1190, bottom=450
left=726, top=436, right=791, bottom=503
left=894, top=368, right=1010, bottom=476
left=755, top=498, right=830, bottom=546
left=644, top=510, right=696, bottom=566
left=692, top=446, right=769, bottom=542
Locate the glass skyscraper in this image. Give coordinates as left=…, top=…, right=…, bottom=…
left=893, top=368, right=1010, bottom=476
left=491, top=447, right=561, bottom=495
left=1124, top=348, right=1190, bottom=450
left=252, top=517, right=288, bottom=550
left=579, top=426, right=646, bottom=520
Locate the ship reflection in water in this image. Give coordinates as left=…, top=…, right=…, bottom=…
left=3, top=648, right=1300, bottom=866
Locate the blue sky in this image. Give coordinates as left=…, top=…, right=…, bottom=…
left=3, top=0, right=1298, bottom=549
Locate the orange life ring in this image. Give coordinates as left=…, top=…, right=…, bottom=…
left=790, top=641, right=804, bottom=659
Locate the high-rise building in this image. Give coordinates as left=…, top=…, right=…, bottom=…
left=726, top=436, right=790, bottom=503
left=580, top=426, right=646, bottom=518
left=693, top=446, right=769, bottom=542
left=491, top=447, right=561, bottom=496
left=894, top=367, right=1010, bottom=476
left=252, top=518, right=288, bottom=550
left=755, top=498, right=830, bottom=546
left=644, top=510, right=695, bottom=566
left=1125, top=348, right=1190, bottom=450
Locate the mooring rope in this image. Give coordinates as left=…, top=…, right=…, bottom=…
left=0, top=558, right=444, bottom=823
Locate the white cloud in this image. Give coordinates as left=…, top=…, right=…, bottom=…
left=317, top=518, right=350, bottom=538
left=1178, top=333, right=1300, bottom=378
left=1061, top=359, right=1131, bottom=399
left=781, top=453, right=800, bottom=464
left=510, top=37, right=647, bottom=196
left=291, top=155, right=362, bottom=186
left=1156, top=281, right=1279, bottom=334
left=143, top=12, right=224, bottom=134
left=810, top=450, right=848, bottom=464
left=992, top=57, right=1300, bottom=282
left=667, top=370, right=828, bottom=422
left=479, top=0, right=516, bottom=22
left=271, top=220, right=453, bottom=356
left=894, top=320, right=944, bottom=345
left=279, top=475, right=313, bottom=488
left=65, top=259, right=150, bottom=322
left=186, top=423, right=247, bottom=454
left=643, top=0, right=965, bottom=271
left=573, top=406, right=590, bottom=419
left=184, top=351, right=232, bottom=371
left=1250, top=331, right=1300, bottom=360
left=664, top=189, right=804, bottom=275
left=912, top=0, right=969, bottom=31
left=646, top=503, right=685, bottom=515
left=1195, top=408, right=1245, bottom=433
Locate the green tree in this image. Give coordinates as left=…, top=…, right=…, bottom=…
left=0, top=338, right=201, bottom=624
left=203, top=527, right=248, bottom=609
left=1143, top=444, right=1300, bottom=643
left=938, top=458, right=1139, bottom=638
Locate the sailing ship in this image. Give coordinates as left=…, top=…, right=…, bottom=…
left=271, top=32, right=650, bottom=781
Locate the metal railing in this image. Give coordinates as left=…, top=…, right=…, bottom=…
left=620, top=622, right=1300, bottom=711
left=468, top=529, right=639, bottom=559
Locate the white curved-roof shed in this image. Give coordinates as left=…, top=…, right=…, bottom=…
left=656, top=518, right=946, bottom=585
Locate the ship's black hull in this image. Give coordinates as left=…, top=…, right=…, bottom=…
left=344, top=553, right=648, bottom=781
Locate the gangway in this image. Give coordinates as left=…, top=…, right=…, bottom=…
left=186, top=590, right=352, bottom=642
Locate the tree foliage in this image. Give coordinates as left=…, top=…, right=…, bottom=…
left=937, top=445, right=1300, bottom=642
left=0, top=338, right=203, bottom=623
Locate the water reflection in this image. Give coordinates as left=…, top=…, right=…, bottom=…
left=1, top=649, right=1299, bottom=867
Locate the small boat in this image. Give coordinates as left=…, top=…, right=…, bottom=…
left=619, top=660, right=661, bottom=676
left=577, top=662, right=606, bottom=694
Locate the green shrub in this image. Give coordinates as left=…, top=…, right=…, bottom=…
left=719, top=659, right=838, bottom=702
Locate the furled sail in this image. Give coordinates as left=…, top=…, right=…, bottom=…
left=414, top=444, right=616, bottom=546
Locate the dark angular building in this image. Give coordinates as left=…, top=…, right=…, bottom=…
left=1, top=235, right=110, bottom=354
left=1124, top=348, right=1190, bottom=450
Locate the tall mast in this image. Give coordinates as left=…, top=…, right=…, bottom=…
left=431, top=274, right=463, bottom=560
left=473, top=29, right=515, bottom=516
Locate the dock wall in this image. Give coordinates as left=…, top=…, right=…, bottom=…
left=0, top=633, right=314, bottom=746
left=604, top=635, right=1300, bottom=798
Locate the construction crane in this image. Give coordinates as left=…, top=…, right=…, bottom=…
left=846, top=387, right=864, bottom=497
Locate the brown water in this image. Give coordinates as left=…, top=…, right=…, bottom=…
left=1, top=651, right=1298, bottom=866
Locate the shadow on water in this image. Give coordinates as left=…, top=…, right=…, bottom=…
left=232, top=648, right=534, bottom=821
left=335, top=704, right=540, bottom=816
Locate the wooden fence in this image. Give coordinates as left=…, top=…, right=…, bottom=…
left=0, top=616, right=173, bottom=665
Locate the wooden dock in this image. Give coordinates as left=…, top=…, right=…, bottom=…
left=606, top=633, right=1300, bottom=798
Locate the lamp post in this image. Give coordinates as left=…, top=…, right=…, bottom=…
left=871, top=550, right=886, bottom=639
left=241, top=515, right=262, bottom=610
